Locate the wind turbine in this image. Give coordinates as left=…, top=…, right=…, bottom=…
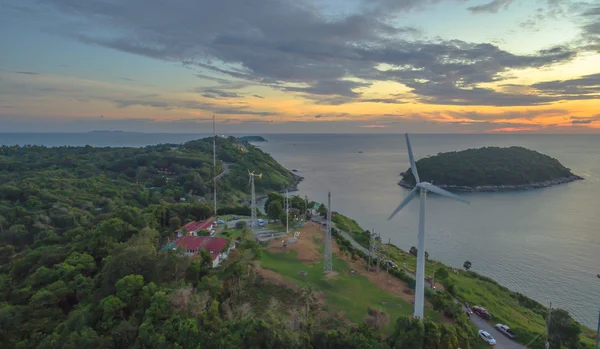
left=388, top=133, right=470, bottom=319
left=249, top=170, right=262, bottom=229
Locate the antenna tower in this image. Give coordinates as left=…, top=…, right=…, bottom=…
left=212, top=113, right=217, bottom=216
left=324, top=192, right=333, bottom=273
left=248, top=171, right=262, bottom=229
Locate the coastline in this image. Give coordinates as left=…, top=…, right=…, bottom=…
left=398, top=174, right=584, bottom=192
left=255, top=171, right=304, bottom=204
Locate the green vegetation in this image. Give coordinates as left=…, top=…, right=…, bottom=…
left=401, top=146, right=579, bottom=188
left=332, top=212, right=594, bottom=349
left=237, top=135, right=267, bottom=142
left=0, top=137, right=591, bottom=349
left=261, top=250, right=416, bottom=330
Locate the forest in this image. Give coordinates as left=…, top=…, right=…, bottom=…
left=400, top=146, right=578, bottom=187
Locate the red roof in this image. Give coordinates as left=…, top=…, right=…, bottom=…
left=175, top=236, right=228, bottom=260
left=181, top=220, right=213, bottom=233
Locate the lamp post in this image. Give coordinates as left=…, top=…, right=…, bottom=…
left=596, top=274, right=600, bottom=349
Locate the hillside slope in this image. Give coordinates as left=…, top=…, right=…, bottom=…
left=0, top=137, right=295, bottom=215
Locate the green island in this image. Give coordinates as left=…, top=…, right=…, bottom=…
left=400, top=146, right=583, bottom=191
left=237, top=135, right=268, bottom=142
left=0, top=138, right=593, bottom=349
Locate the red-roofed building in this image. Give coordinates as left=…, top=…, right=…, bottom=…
left=174, top=236, right=230, bottom=268
left=177, top=220, right=214, bottom=237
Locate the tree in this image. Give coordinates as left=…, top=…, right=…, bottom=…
left=318, top=204, right=328, bottom=217
left=423, top=319, right=441, bottom=349
left=388, top=316, right=425, bottom=349
left=439, top=325, right=459, bottom=349
left=434, top=267, right=449, bottom=282
left=548, top=308, right=582, bottom=348
left=463, top=260, right=472, bottom=270
left=364, top=307, right=390, bottom=331
left=267, top=200, right=283, bottom=220
left=169, top=216, right=181, bottom=230
left=235, top=220, right=247, bottom=229
left=300, top=283, right=318, bottom=322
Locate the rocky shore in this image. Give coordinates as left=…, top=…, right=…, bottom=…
left=398, top=174, right=584, bottom=192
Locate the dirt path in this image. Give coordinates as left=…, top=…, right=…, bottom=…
left=266, top=222, right=324, bottom=263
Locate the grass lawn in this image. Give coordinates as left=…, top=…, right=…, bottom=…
left=217, top=228, right=246, bottom=240
left=383, top=244, right=596, bottom=348
left=260, top=249, right=439, bottom=332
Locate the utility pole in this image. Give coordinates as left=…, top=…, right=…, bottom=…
left=212, top=112, right=217, bottom=217
left=596, top=308, right=600, bottom=349
left=368, top=229, right=373, bottom=270
left=596, top=274, right=600, bottom=349
left=323, top=192, right=333, bottom=273
left=546, top=302, right=552, bottom=349
left=286, top=189, right=289, bottom=234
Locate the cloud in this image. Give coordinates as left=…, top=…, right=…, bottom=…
left=468, top=0, right=513, bottom=14
left=571, top=115, right=600, bottom=124
left=446, top=109, right=568, bottom=121
left=37, top=0, right=580, bottom=107
left=360, top=124, right=386, bottom=128
left=360, top=98, right=406, bottom=104
left=198, top=88, right=241, bottom=99
left=15, top=71, right=40, bottom=75
left=252, top=95, right=264, bottom=98
left=111, top=94, right=275, bottom=116
left=119, top=77, right=136, bottom=82
left=580, top=4, right=600, bottom=51
left=531, top=73, right=600, bottom=98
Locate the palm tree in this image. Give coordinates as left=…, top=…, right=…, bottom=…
left=364, top=307, right=390, bottom=331
left=299, top=283, right=318, bottom=322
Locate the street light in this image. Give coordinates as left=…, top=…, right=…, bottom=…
left=596, top=274, right=600, bottom=349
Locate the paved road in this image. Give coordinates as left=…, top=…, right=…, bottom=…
left=335, top=227, right=525, bottom=349
left=215, top=162, right=230, bottom=180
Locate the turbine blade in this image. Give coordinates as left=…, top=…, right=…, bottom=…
left=405, top=133, right=420, bottom=183
left=388, top=187, right=419, bottom=220
left=417, top=183, right=470, bottom=204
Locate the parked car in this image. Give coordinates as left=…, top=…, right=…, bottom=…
left=386, top=260, right=398, bottom=269
left=478, top=330, right=496, bottom=345
left=233, top=216, right=239, bottom=220
left=472, top=306, right=492, bottom=319
left=216, top=220, right=225, bottom=224
left=495, top=324, right=517, bottom=339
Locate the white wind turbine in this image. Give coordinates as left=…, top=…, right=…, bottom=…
left=388, top=133, right=470, bottom=319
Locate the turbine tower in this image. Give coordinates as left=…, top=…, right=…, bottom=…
left=388, top=134, right=470, bottom=319
left=212, top=113, right=217, bottom=217
left=248, top=170, right=262, bottom=229
left=324, top=191, right=333, bottom=273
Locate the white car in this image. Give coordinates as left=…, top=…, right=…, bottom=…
left=478, top=330, right=497, bottom=345
left=495, top=324, right=517, bottom=339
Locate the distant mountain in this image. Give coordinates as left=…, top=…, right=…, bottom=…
left=88, top=130, right=131, bottom=133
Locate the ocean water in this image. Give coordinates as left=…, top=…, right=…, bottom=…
left=257, top=134, right=600, bottom=329
left=1, top=132, right=599, bottom=328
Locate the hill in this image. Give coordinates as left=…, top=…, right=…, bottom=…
left=0, top=136, right=295, bottom=210
left=400, top=146, right=583, bottom=191
left=237, top=135, right=267, bottom=142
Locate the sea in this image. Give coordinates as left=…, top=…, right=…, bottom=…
left=1, top=132, right=599, bottom=328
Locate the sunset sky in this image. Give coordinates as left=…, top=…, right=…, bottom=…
left=1, top=0, right=599, bottom=133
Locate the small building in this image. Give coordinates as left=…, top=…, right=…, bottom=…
left=174, top=236, right=230, bottom=268
left=177, top=220, right=213, bottom=237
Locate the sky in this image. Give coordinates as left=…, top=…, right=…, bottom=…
left=1, top=0, right=600, bottom=133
